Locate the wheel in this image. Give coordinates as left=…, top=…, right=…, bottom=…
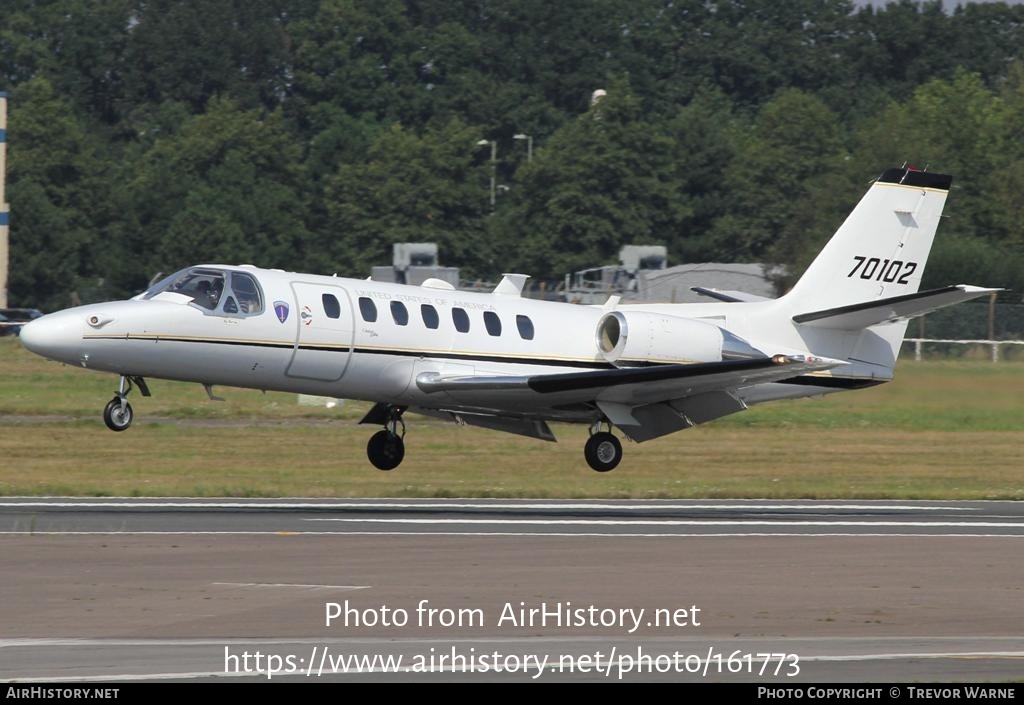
left=103, top=397, right=134, bottom=432
left=367, top=430, right=405, bottom=471
left=584, top=432, right=622, bottom=472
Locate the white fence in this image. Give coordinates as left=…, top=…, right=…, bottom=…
left=904, top=338, right=1024, bottom=362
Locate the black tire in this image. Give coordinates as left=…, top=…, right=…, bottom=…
left=103, top=397, right=133, bottom=432
left=367, top=430, right=405, bottom=471
left=584, top=432, right=622, bottom=472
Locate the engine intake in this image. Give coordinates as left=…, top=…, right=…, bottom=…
left=596, top=311, right=763, bottom=365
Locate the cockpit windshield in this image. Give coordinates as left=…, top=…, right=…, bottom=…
left=143, top=267, right=264, bottom=316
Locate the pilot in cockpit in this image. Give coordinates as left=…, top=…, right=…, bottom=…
left=209, top=278, right=223, bottom=309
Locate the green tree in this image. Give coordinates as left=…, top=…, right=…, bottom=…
left=289, top=0, right=415, bottom=122
left=494, top=84, right=690, bottom=278
left=986, top=62, right=1024, bottom=254
left=851, top=70, right=1003, bottom=243
left=123, top=98, right=311, bottom=286
left=120, top=0, right=306, bottom=114
left=323, top=118, right=492, bottom=277
left=664, top=87, right=740, bottom=263
left=626, top=0, right=857, bottom=112
left=7, top=78, right=116, bottom=310
left=706, top=88, right=851, bottom=288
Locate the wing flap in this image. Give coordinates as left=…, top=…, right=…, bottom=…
left=410, top=407, right=556, bottom=441
left=610, top=391, right=749, bottom=443
left=793, top=285, right=1000, bottom=329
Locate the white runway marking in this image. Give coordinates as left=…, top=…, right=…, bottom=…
left=803, top=651, right=1024, bottom=662
left=304, top=518, right=1021, bottom=528
left=0, top=501, right=977, bottom=512
left=4, top=651, right=1022, bottom=682
left=0, top=530, right=1020, bottom=538
left=211, top=582, right=370, bottom=591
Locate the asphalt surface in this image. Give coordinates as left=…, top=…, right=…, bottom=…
left=1, top=498, right=1022, bottom=683
left=2, top=497, right=1023, bottom=536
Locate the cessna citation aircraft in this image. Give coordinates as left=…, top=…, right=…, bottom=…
left=20, top=167, right=996, bottom=472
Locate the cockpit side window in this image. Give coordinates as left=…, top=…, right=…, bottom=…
left=144, top=268, right=225, bottom=310
left=229, top=272, right=264, bottom=315
left=143, top=267, right=264, bottom=318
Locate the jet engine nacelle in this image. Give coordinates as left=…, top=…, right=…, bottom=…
left=595, top=311, right=763, bottom=365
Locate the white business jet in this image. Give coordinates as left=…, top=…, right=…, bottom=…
left=20, top=167, right=996, bottom=472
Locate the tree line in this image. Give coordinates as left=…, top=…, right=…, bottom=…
left=3, top=0, right=1024, bottom=311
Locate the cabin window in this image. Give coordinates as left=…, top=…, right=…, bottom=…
left=516, top=315, right=535, bottom=340
left=421, top=304, right=439, bottom=329
left=483, top=311, right=502, bottom=337
left=229, top=272, right=264, bottom=315
left=359, top=297, right=378, bottom=322
left=452, top=307, right=470, bottom=333
left=223, top=296, right=238, bottom=314
left=322, top=294, right=341, bottom=319
left=391, top=301, right=409, bottom=326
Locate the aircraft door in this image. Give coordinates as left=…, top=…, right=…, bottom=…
left=285, top=282, right=354, bottom=382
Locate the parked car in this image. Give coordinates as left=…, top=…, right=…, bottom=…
left=0, top=308, right=44, bottom=336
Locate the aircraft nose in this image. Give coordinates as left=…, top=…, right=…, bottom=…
left=19, top=311, right=83, bottom=363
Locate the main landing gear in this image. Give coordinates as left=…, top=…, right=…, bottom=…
left=366, top=406, right=406, bottom=471
left=584, top=423, right=623, bottom=472
left=102, top=375, right=150, bottom=432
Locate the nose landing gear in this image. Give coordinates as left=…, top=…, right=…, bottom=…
left=102, top=375, right=150, bottom=432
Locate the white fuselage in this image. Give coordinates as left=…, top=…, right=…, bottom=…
left=20, top=264, right=883, bottom=424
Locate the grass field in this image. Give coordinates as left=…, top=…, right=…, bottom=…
left=0, top=337, right=1021, bottom=498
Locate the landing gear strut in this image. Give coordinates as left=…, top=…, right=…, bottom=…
left=366, top=406, right=406, bottom=471
left=102, top=375, right=150, bottom=432
left=584, top=423, right=622, bottom=472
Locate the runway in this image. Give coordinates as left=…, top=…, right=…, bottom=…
left=2, top=497, right=1022, bottom=536
left=1, top=498, right=1022, bottom=682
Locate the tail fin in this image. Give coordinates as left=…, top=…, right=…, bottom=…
left=781, top=167, right=953, bottom=375
left=784, top=167, right=952, bottom=310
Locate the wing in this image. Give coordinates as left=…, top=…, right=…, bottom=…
left=415, top=355, right=844, bottom=442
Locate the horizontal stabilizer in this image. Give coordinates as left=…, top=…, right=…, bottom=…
left=793, top=285, right=1000, bottom=329
left=690, top=287, right=772, bottom=303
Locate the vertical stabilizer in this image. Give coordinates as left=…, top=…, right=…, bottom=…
left=782, top=167, right=952, bottom=371
left=784, top=167, right=951, bottom=312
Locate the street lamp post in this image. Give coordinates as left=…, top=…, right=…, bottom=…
left=513, top=133, right=533, bottom=162
left=0, top=93, right=9, bottom=309
left=476, top=139, right=496, bottom=209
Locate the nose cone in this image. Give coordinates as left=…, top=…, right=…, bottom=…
left=19, top=310, right=84, bottom=363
